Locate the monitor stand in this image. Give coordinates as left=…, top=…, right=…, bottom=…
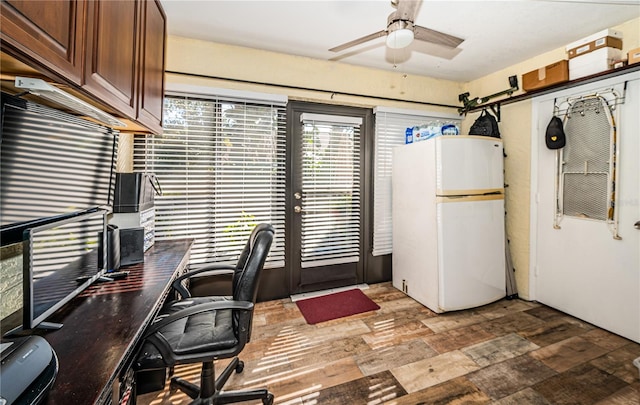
left=37, top=322, right=63, bottom=330
left=3, top=321, right=63, bottom=338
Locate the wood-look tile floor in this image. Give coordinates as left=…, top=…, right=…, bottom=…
left=137, top=282, right=640, bottom=405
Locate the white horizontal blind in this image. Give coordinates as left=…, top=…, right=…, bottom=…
left=372, top=108, right=460, bottom=256
left=29, top=210, right=106, bottom=306
left=300, top=114, right=361, bottom=268
left=134, top=95, right=286, bottom=268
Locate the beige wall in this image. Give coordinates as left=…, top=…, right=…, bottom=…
left=163, top=16, right=640, bottom=300
left=166, top=36, right=463, bottom=114
left=461, top=17, right=640, bottom=299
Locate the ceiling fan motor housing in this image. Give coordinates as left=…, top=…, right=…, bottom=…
left=328, top=0, right=463, bottom=53
left=387, top=18, right=414, bottom=32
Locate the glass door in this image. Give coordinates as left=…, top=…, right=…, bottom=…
left=289, top=103, right=367, bottom=294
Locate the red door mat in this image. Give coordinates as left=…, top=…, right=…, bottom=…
left=295, top=288, right=380, bottom=325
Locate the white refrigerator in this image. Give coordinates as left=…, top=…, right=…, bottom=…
left=392, top=136, right=506, bottom=313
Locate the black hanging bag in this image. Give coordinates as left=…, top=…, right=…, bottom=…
left=469, top=109, right=500, bottom=138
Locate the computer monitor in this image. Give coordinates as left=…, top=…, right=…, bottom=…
left=22, top=208, right=107, bottom=330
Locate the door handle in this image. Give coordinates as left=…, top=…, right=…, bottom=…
left=294, top=206, right=304, bottom=213
left=635, top=221, right=640, bottom=230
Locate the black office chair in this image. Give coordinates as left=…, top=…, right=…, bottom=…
left=172, top=228, right=258, bottom=299
left=135, top=223, right=275, bottom=405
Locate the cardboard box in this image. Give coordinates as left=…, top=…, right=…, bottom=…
left=568, top=36, right=622, bottom=59
left=613, top=59, right=627, bottom=69
left=629, top=47, right=640, bottom=65
left=522, top=60, right=569, bottom=92
left=569, top=47, right=622, bottom=80
left=565, top=29, right=623, bottom=52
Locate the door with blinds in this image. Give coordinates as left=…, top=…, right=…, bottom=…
left=289, top=103, right=368, bottom=293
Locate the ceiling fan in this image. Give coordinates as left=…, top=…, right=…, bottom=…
left=329, top=0, right=464, bottom=53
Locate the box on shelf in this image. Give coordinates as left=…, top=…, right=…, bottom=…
left=522, top=60, right=569, bottom=92
left=567, top=36, right=622, bottom=59
left=565, top=29, right=623, bottom=53
left=612, top=59, right=627, bottom=69
left=569, top=47, right=622, bottom=80
left=629, top=47, right=640, bottom=65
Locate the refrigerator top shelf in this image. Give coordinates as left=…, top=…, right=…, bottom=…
left=400, top=135, right=502, bottom=148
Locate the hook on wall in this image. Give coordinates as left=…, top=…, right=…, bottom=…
left=458, top=75, right=519, bottom=117
left=489, top=103, right=501, bottom=122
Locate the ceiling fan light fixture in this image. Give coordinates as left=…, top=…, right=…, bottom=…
left=386, top=20, right=414, bottom=49
left=386, top=28, right=414, bottom=49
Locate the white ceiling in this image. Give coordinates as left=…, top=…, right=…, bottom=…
left=160, top=0, right=640, bottom=82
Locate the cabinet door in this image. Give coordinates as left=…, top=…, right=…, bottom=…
left=137, top=0, right=166, bottom=134
left=84, top=0, right=139, bottom=118
left=0, top=0, right=84, bottom=84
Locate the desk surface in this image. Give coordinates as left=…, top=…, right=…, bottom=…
left=37, top=238, right=193, bottom=404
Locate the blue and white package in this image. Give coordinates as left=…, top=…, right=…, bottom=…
left=405, top=127, right=414, bottom=144
left=441, top=123, right=460, bottom=135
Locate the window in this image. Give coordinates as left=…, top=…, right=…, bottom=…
left=299, top=113, right=362, bottom=268
left=372, top=107, right=460, bottom=256
left=134, top=94, right=286, bottom=267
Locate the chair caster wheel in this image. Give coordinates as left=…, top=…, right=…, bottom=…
left=263, top=393, right=274, bottom=405
left=235, top=360, right=244, bottom=373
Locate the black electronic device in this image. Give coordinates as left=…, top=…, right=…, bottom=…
left=99, top=224, right=121, bottom=272
left=119, top=228, right=145, bottom=266
left=22, top=208, right=108, bottom=331
left=113, top=173, right=160, bottom=213
left=0, top=336, right=58, bottom=405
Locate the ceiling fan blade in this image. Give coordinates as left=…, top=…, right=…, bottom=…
left=414, top=25, right=464, bottom=49
left=411, top=39, right=463, bottom=60
left=394, top=0, right=422, bottom=21
left=329, top=29, right=387, bottom=52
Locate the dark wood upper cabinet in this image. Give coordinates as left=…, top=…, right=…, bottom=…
left=136, top=0, right=166, bottom=134
left=83, top=0, right=139, bottom=119
left=0, top=0, right=85, bottom=84
left=0, top=0, right=166, bottom=134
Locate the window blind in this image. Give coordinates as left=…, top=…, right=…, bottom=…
left=299, top=114, right=361, bottom=268
left=0, top=93, right=117, bottom=229
left=134, top=95, right=286, bottom=268
left=372, top=107, right=460, bottom=256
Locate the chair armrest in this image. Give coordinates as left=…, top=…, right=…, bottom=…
left=172, top=264, right=236, bottom=298
left=144, top=300, right=254, bottom=338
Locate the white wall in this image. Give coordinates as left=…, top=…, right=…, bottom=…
left=165, top=36, right=463, bottom=114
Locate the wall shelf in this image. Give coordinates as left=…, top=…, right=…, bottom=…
left=466, top=63, right=640, bottom=114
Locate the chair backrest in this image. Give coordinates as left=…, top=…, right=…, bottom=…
left=231, top=227, right=256, bottom=288
left=232, top=223, right=274, bottom=304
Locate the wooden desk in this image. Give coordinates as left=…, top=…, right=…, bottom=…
left=36, top=239, right=193, bottom=404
